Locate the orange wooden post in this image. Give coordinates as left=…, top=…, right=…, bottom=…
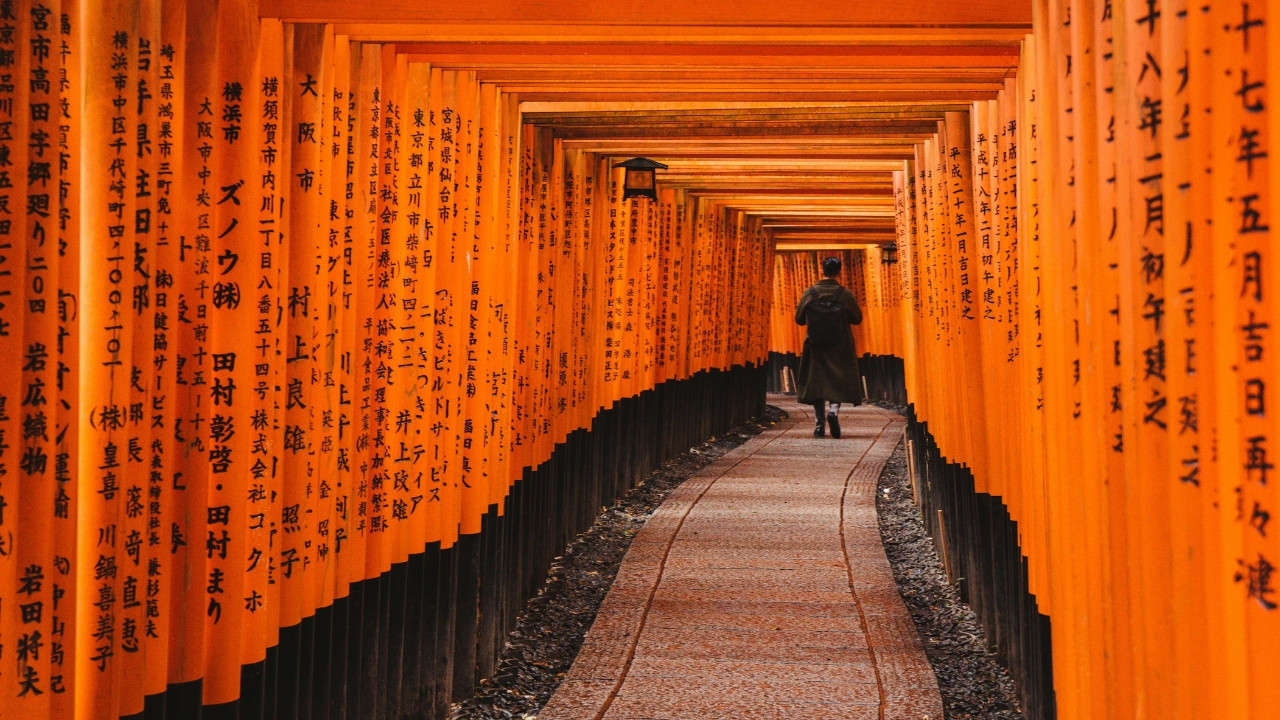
left=488, top=101, right=509, bottom=487
left=1066, top=1, right=1118, bottom=712
left=568, top=149, right=591, bottom=434
left=998, top=76, right=1032, bottom=601
left=1181, top=3, right=1223, bottom=715
left=437, top=70, right=464, bottom=547
left=893, top=167, right=920, bottom=414
left=117, top=1, right=153, bottom=711
left=544, top=137, right=564, bottom=443
left=925, top=132, right=953, bottom=461
left=1202, top=0, right=1251, bottom=704
left=912, top=146, right=935, bottom=425
left=165, top=0, right=216, bottom=691
left=414, top=61, right=445, bottom=544
left=584, top=155, right=607, bottom=421
left=312, top=30, right=346, bottom=592
left=402, top=61, right=434, bottom=551
left=1084, top=0, right=1137, bottom=699
left=510, top=121, right=535, bottom=477
left=1256, top=1, right=1280, bottom=713
left=379, top=46, right=412, bottom=563
left=77, top=3, right=138, bottom=718
left=602, top=162, right=623, bottom=406
left=1015, top=34, right=1048, bottom=612
left=476, top=82, right=502, bottom=511
left=1205, top=0, right=1273, bottom=715
left=368, top=40, right=397, bottom=560
left=972, top=101, right=1005, bottom=496
left=55, top=0, right=84, bottom=713
left=281, top=21, right=326, bottom=625
left=1115, top=1, right=1172, bottom=713
left=15, top=0, right=55, bottom=715
left=349, top=41, right=382, bottom=582
left=454, top=71, right=486, bottom=536
left=1158, top=1, right=1208, bottom=717
left=133, top=0, right=179, bottom=698
left=4, top=0, right=29, bottom=714
left=530, top=127, right=549, bottom=464
left=1044, top=0, right=1089, bottom=708
left=943, top=111, right=991, bottom=491
left=622, top=192, right=642, bottom=397
left=241, top=16, right=285, bottom=660
left=197, top=0, right=261, bottom=702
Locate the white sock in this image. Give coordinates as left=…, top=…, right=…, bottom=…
left=828, top=403, right=841, bottom=415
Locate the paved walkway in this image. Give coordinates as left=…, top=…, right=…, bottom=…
left=540, top=398, right=944, bottom=720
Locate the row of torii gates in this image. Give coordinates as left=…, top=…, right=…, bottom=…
left=0, top=0, right=1269, bottom=718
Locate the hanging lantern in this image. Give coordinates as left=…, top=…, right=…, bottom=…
left=880, top=241, right=899, bottom=265
left=613, top=157, right=668, bottom=201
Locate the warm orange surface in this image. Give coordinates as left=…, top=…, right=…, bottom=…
left=8, top=0, right=1275, bottom=718
left=767, top=2, right=1280, bottom=717
left=261, top=0, right=1032, bottom=25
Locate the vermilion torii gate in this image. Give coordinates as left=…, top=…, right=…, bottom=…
left=0, top=1, right=1272, bottom=719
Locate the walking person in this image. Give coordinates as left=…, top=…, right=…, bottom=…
left=794, top=255, right=864, bottom=437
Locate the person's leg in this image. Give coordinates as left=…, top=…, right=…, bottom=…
left=827, top=401, right=841, bottom=439
left=811, top=400, right=825, bottom=437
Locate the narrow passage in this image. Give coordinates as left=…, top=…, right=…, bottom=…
left=541, top=398, right=943, bottom=720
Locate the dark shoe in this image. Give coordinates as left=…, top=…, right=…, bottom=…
left=827, top=412, right=841, bottom=439
left=813, top=422, right=825, bottom=438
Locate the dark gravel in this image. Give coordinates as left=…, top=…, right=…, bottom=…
left=876, top=435, right=1025, bottom=720
left=453, top=405, right=789, bottom=720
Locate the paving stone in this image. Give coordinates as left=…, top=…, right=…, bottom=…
left=602, top=696, right=881, bottom=720
left=541, top=398, right=943, bottom=719
left=613, top=675, right=882, bottom=705
left=635, top=625, right=872, bottom=650
left=651, top=587, right=862, bottom=605
left=658, top=556, right=848, bottom=571
left=655, top=567, right=851, bottom=592
left=645, top=598, right=866, bottom=618
left=624, top=656, right=882, bottom=684
left=643, top=610, right=867, bottom=633
left=539, top=680, right=619, bottom=719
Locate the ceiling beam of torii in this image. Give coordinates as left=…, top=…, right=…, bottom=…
left=254, top=0, right=1029, bottom=252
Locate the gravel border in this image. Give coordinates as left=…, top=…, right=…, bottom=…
left=875, top=433, right=1025, bottom=720
left=453, top=405, right=790, bottom=720
left=456, top=402, right=1023, bottom=720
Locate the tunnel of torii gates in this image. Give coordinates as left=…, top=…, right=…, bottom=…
left=0, top=0, right=1273, bottom=718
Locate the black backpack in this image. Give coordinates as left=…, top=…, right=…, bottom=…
left=805, top=287, right=847, bottom=347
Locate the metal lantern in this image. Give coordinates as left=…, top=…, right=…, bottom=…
left=613, top=157, right=668, bottom=201
left=880, top=241, right=899, bottom=265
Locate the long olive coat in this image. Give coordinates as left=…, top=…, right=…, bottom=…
left=794, top=278, right=865, bottom=405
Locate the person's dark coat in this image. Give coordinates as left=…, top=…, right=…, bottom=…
left=794, top=278, right=864, bottom=405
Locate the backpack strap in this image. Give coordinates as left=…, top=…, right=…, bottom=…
left=812, top=284, right=843, bottom=301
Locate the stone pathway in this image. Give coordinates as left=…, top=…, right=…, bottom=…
left=540, top=398, right=944, bottom=720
